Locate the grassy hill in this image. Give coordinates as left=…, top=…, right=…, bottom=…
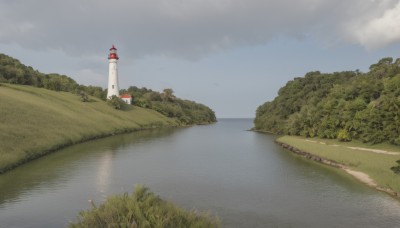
left=0, top=83, right=178, bottom=173
left=0, top=53, right=216, bottom=125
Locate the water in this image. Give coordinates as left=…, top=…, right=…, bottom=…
left=1, top=119, right=400, bottom=227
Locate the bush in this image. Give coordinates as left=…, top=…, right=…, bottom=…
left=107, top=95, right=126, bottom=110
left=70, top=186, right=220, bottom=228
left=337, top=129, right=351, bottom=142
left=79, top=91, right=89, bottom=102
left=391, top=160, right=400, bottom=174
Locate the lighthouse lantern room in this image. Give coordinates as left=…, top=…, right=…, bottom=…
left=107, top=45, right=120, bottom=99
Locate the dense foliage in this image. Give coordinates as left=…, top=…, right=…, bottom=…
left=0, top=53, right=106, bottom=99
left=0, top=53, right=216, bottom=124
left=124, top=87, right=216, bottom=125
left=254, top=57, right=400, bottom=145
left=70, top=186, right=220, bottom=228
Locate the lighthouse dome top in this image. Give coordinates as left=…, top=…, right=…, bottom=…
left=110, top=44, right=117, bottom=51
left=108, top=44, right=119, bottom=60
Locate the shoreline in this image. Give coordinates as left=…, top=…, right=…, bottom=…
left=0, top=83, right=217, bottom=175
left=0, top=125, right=172, bottom=174
left=275, top=140, right=400, bottom=199
left=0, top=121, right=217, bottom=175
left=0, top=120, right=217, bottom=175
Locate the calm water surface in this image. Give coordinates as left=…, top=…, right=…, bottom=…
left=1, top=119, right=400, bottom=227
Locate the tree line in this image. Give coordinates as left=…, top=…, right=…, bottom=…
left=122, top=87, right=216, bottom=125
left=0, top=53, right=216, bottom=125
left=0, top=53, right=106, bottom=99
left=254, top=57, right=400, bottom=145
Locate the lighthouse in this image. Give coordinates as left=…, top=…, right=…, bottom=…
left=107, top=45, right=120, bottom=99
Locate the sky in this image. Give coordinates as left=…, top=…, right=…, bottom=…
left=1, top=0, right=400, bottom=118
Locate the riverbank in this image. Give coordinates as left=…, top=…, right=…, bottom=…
left=276, top=135, right=400, bottom=198
left=0, top=84, right=179, bottom=174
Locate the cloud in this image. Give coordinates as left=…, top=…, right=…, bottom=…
left=346, top=1, right=400, bottom=50
left=0, top=0, right=399, bottom=60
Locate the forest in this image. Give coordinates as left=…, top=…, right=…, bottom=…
left=0, top=53, right=216, bottom=125
left=254, top=57, right=400, bottom=145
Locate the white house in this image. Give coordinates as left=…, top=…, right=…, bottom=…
left=120, top=94, right=132, bottom=104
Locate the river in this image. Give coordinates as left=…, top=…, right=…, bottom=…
left=1, top=119, right=400, bottom=227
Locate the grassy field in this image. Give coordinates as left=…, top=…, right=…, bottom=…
left=0, top=83, right=178, bottom=173
left=277, top=135, right=400, bottom=193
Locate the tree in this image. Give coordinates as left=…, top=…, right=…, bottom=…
left=79, top=91, right=89, bottom=102
left=161, top=88, right=175, bottom=101
left=254, top=57, right=400, bottom=145
left=337, top=129, right=351, bottom=142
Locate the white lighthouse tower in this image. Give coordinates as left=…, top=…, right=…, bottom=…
left=107, top=45, right=120, bottom=99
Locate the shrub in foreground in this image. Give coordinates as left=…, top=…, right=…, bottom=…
left=70, top=186, right=220, bottom=228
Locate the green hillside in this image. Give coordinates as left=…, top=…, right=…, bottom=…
left=254, top=57, right=400, bottom=145
left=0, top=53, right=216, bottom=125
left=0, top=83, right=178, bottom=173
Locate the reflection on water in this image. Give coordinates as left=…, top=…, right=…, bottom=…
left=96, top=152, right=113, bottom=196
left=0, top=128, right=177, bottom=206
left=0, top=120, right=400, bottom=228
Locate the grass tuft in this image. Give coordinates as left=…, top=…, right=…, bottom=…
left=70, top=185, right=220, bottom=228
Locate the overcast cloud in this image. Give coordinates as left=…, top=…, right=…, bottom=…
left=1, top=0, right=400, bottom=117
left=1, top=0, right=399, bottom=60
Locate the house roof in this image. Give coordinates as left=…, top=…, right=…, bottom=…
left=120, top=94, right=132, bottom=99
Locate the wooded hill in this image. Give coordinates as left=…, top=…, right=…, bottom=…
left=0, top=53, right=216, bottom=125
left=254, top=57, right=400, bottom=145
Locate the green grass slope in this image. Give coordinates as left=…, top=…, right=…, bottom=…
left=0, top=83, right=178, bottom=173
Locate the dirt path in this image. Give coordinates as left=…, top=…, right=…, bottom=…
left=347, top=147, right=399, bottom=155
left=304, top=139, right=399, bottom=155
